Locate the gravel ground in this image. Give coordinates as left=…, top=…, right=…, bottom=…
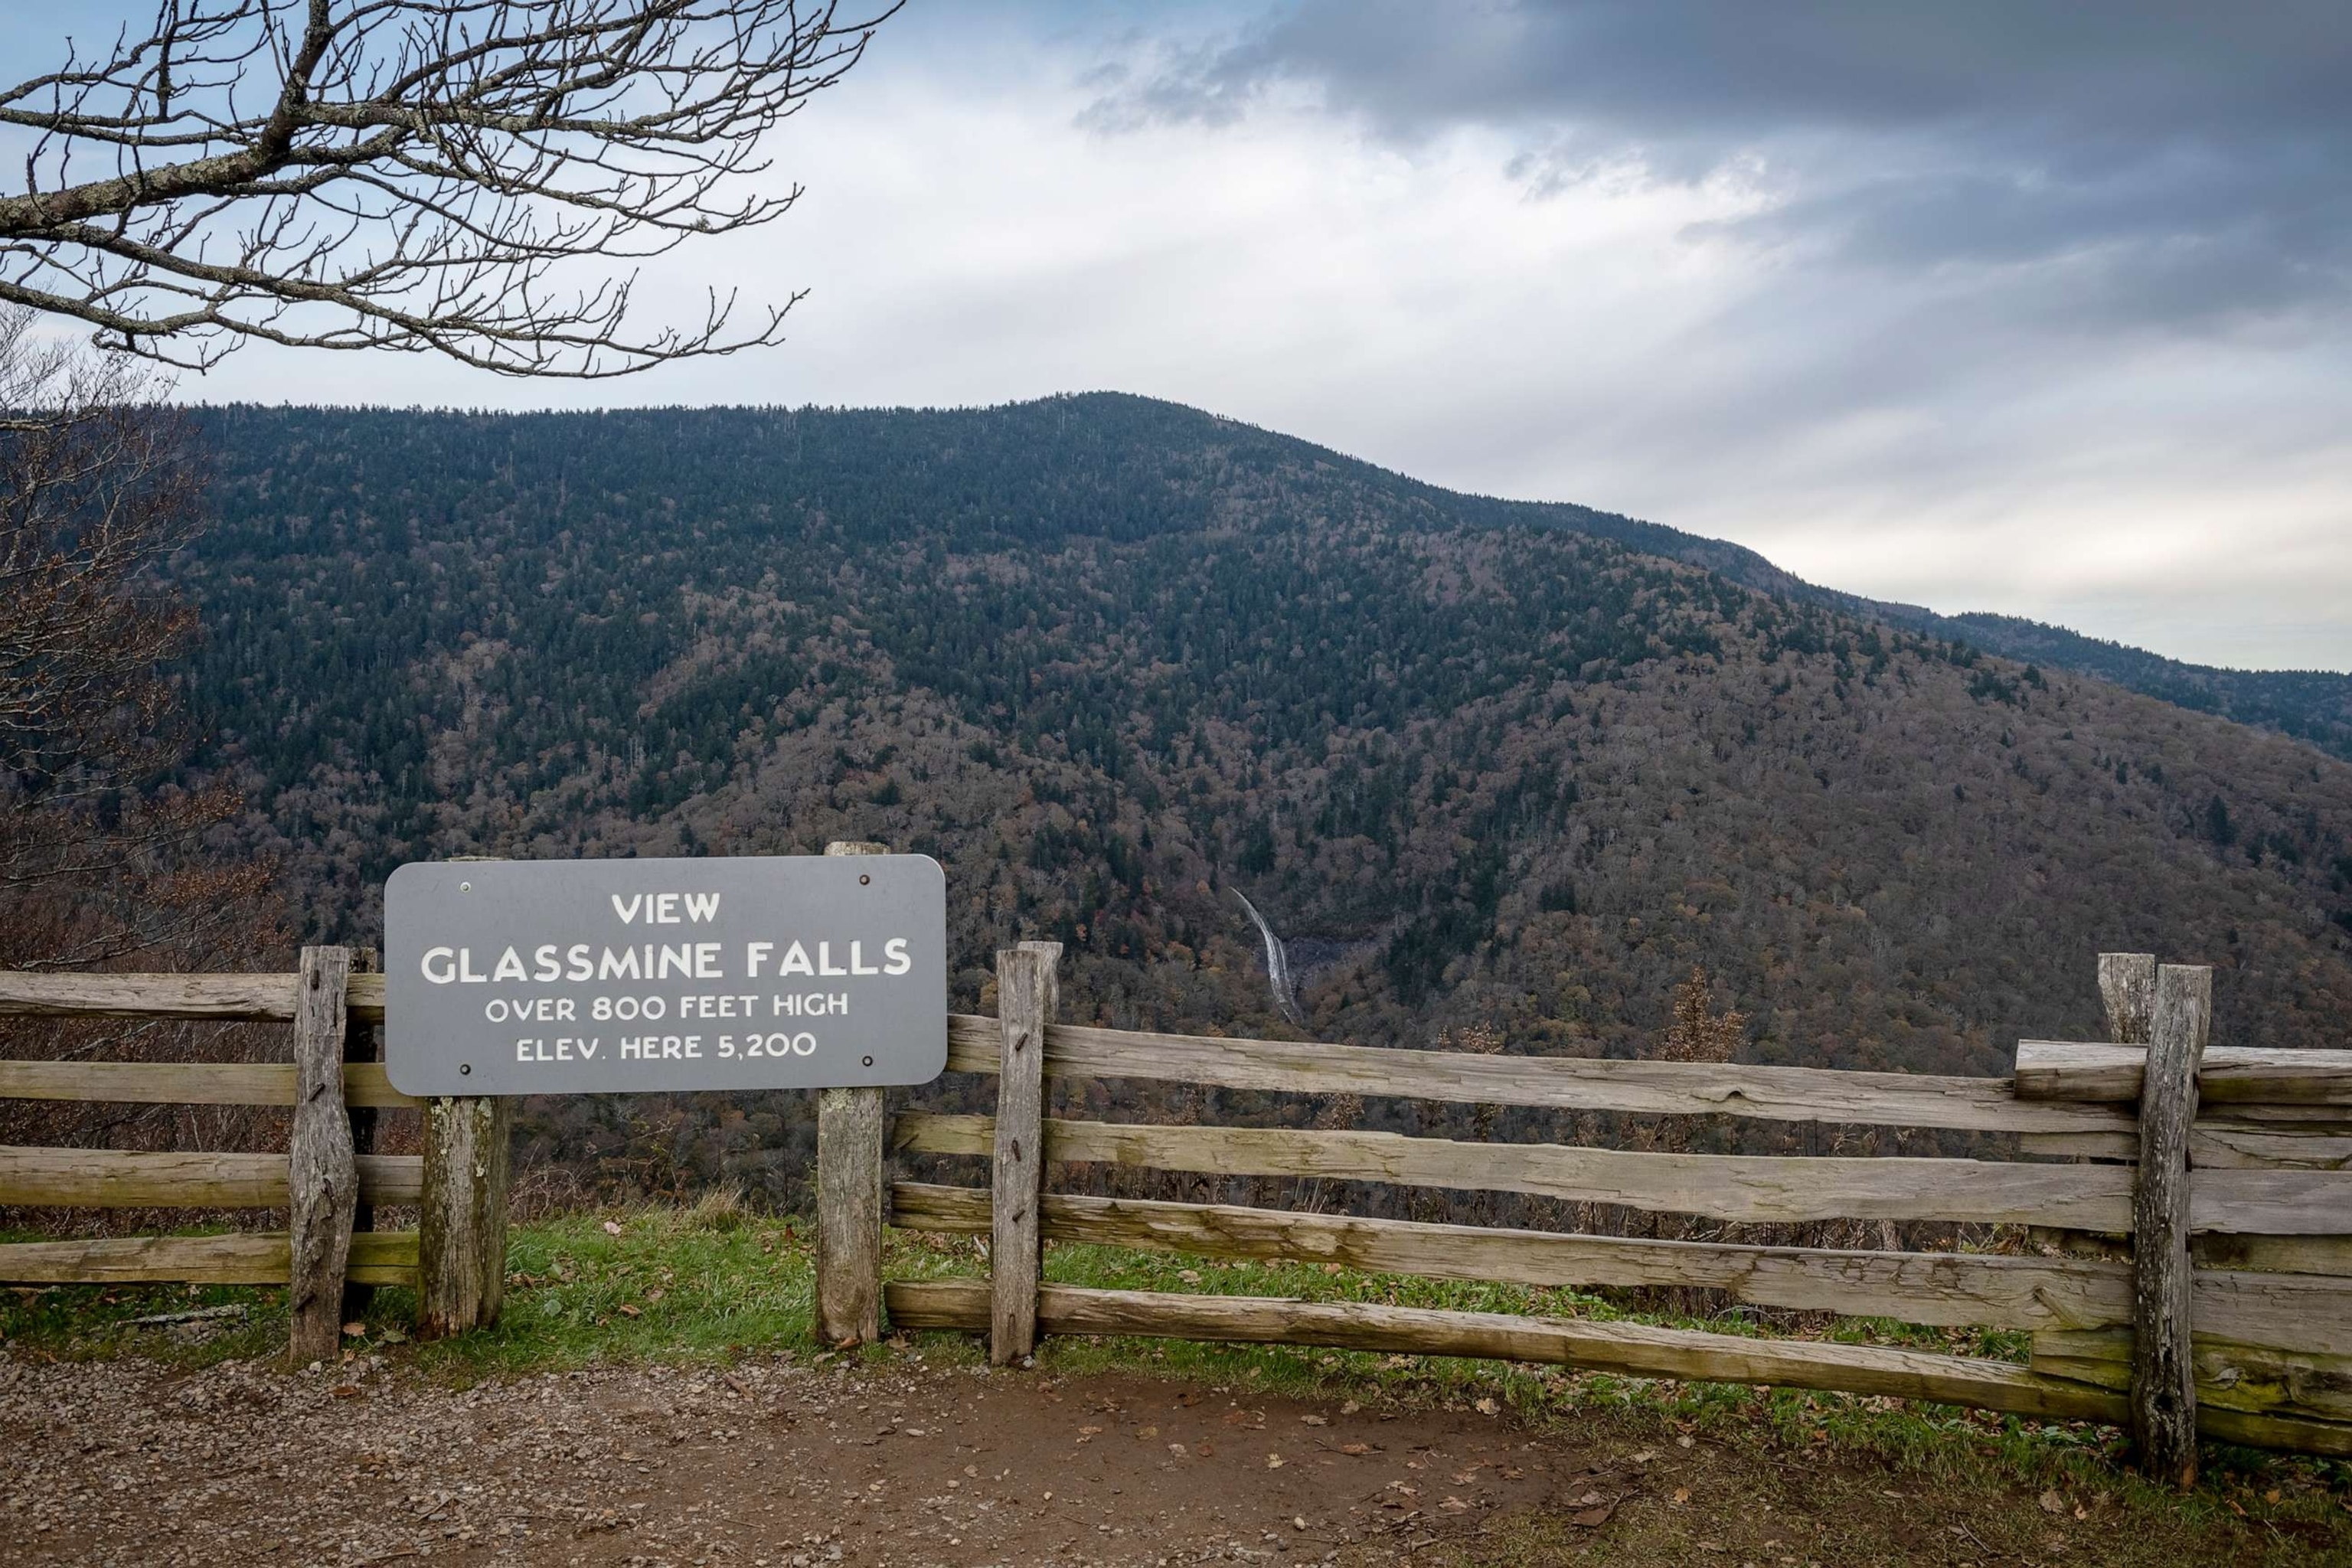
left=0, top=1349, right=1599, bottom=1567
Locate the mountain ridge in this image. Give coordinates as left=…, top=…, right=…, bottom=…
left=175, top=393, right=2352, bottom=1069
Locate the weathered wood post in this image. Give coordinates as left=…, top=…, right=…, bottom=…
left=419, top=858, right=514, bottom=1338
left=2099, top=952, right=2156, bottom=1048
left=815, top=840, right=890, bottom=1346
left=991, top=939, right=1060, bottom=1366
left=342, top=946, right=381, bottom=1321
left=2131, top=961, right=2211, bottom=1487
left=287, top=945, right=356, bottom=1365
left=419, top=1095, right=514, bottom=1338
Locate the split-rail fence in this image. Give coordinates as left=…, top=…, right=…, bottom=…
left=834, top=946, right=2352, bottom=1481
left=0, top=950, right=510, bottom=1362
left=6, top=932, right=2350, bottom=1481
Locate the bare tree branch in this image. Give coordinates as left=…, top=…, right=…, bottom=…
left=1, top=0, right=898, bottom=377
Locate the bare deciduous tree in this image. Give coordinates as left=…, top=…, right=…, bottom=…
left=0, top=305, right=271, bottom=969
left=1, top=0, right=897, bottom=377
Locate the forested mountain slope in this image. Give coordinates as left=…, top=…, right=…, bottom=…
left=178, top=397, right=2352, bottom=1097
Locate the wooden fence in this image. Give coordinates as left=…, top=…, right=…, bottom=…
left=841, top=947, right=2352, bottom=1481
left=0, top=949, right=511, bottom=1361
left=8, top=933, right=2350, bottom=1480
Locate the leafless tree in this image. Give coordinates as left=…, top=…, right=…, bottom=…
left=0, top=304, right=270, bottom=969
left=1, top=0, right=897, bottom=377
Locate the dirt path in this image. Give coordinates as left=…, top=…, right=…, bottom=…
left=1, top=1348, right=2342, bottom=1567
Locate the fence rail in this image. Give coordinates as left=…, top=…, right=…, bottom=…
left=940, top=1014, right=2136, bottom=1134
left=860, top=949, right=2352, bottom=1478
left=884, top=1181, right=2352, bottom=1352
left=0, top=949, right=502, bottom=1361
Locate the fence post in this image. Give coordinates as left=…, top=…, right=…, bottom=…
left=991, top=939, right=1061, bottom=1366
left=287, top=945, right=355, bottom=1366
left=419, top=1095, right=514, bottom=1338
left=815, top=840, right=890, bottom=1346
left=2099, top=952, right=2157, bottom=1046
left=343, top=946, right=381, bottom=1321
left=2131, top=962, right=2210, bottom=1487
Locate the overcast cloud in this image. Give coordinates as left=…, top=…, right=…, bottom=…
left=139, top=1, right=2351, bottom=670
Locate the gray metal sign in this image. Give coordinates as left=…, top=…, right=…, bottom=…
left=384, top=854, right=946, bottom=1096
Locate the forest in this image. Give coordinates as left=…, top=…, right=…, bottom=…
left=117, top=394, right=2352, bottom=1207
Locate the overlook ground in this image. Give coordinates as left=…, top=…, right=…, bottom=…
left=2, top=1210, right=2345, bottom=1567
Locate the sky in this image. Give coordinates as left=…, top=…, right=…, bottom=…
left=47, top=2, right=2352, bottom=671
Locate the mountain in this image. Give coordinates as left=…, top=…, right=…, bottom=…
left=175, top=394, right=2352, bottom=1097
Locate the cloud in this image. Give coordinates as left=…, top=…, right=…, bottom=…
left=1101, top=2, right=2352, bottom=328
left=156, top=2, right=2352, bottom=671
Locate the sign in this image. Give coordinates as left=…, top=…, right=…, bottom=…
left=384, top=854, right=946, bottom=1096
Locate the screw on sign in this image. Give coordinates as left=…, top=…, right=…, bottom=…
left=384, top=854, right=949, bottom=1097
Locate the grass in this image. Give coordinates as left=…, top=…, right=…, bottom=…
left=6, top=1206, right=2350, bottom=1562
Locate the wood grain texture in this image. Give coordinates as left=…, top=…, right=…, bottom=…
left=2132, top=964, right=2211, bottom=1488
left=0, top=1230, right=418, bottom=1285
left=2022, top=1124, right=2352, bottom=1170
left=891, top=1182, right=2352, bottom=1355
left=812, top=841, right=891, bottom=1347
left=0, top=969, right=389, bottom=1022
left=990, top=942, right=1060, bottom=1366
left=0, top=1147, right=420, bottom=1207
left=2099, top=953, right=2158, bottom=1047
left=2197, top=1235, right=2352, bottom=1278
left=286, top=946, right=356, bottom=1365
left=417, top=1096, right=512, bottom=1339
left=899, top=1113, right=2347, bottom=1234
left=942, top=1014, right=2128, bottom=1135
left=2035, top=1328, right=2352, bottom=1426
left=0, top=1060, right=418, bottom=1108
left=815, top=1086, right=887, bottom=1345
left=2018, top=1040, right=2352, bottom=1106
left=897, top=1112, right=2143, bottom=1228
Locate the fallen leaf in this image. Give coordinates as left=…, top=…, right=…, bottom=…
left=1474, top=1397, right=1500, bottom=1415
left=1136, top=1425, right=1159, bottom=1438
left=1168, top=1442, right=1189, bottom=1457
left=1301, top=1413, right=1328, bottom=1426
left=616, top=1303, right=642, bottom=1318
left=1341, top=1442, right=1373, bottom=1456
left=1322, top=1263, right=1344, bottom=1274
left=328, top=1385, right=362, bottom=1400
left=1671, top=1488, right=1691, bottom=1505
left=1441, top=1497, right=1470, bottom=1513
left=1178, top=1269, right=1202, bottom=1283
left=602, top=1220, right=624, bottom=1236
left=1340, top=1400, right=1362, bottom=1416
left=1266, top=1453, right=1285, bottom=1469
left=1080, top=1426, right=1104, bottom=1436
left=2266, top=1489, right=2283, bottom=1504
left=1630, top=1450, right=1658, bottom=1464
left=1571, top=1504, right=1614, bottom=1527
left=1194, top=1442, right=1215, bottom=1458
left=2039, top=1490, right=2066, bottom=1516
